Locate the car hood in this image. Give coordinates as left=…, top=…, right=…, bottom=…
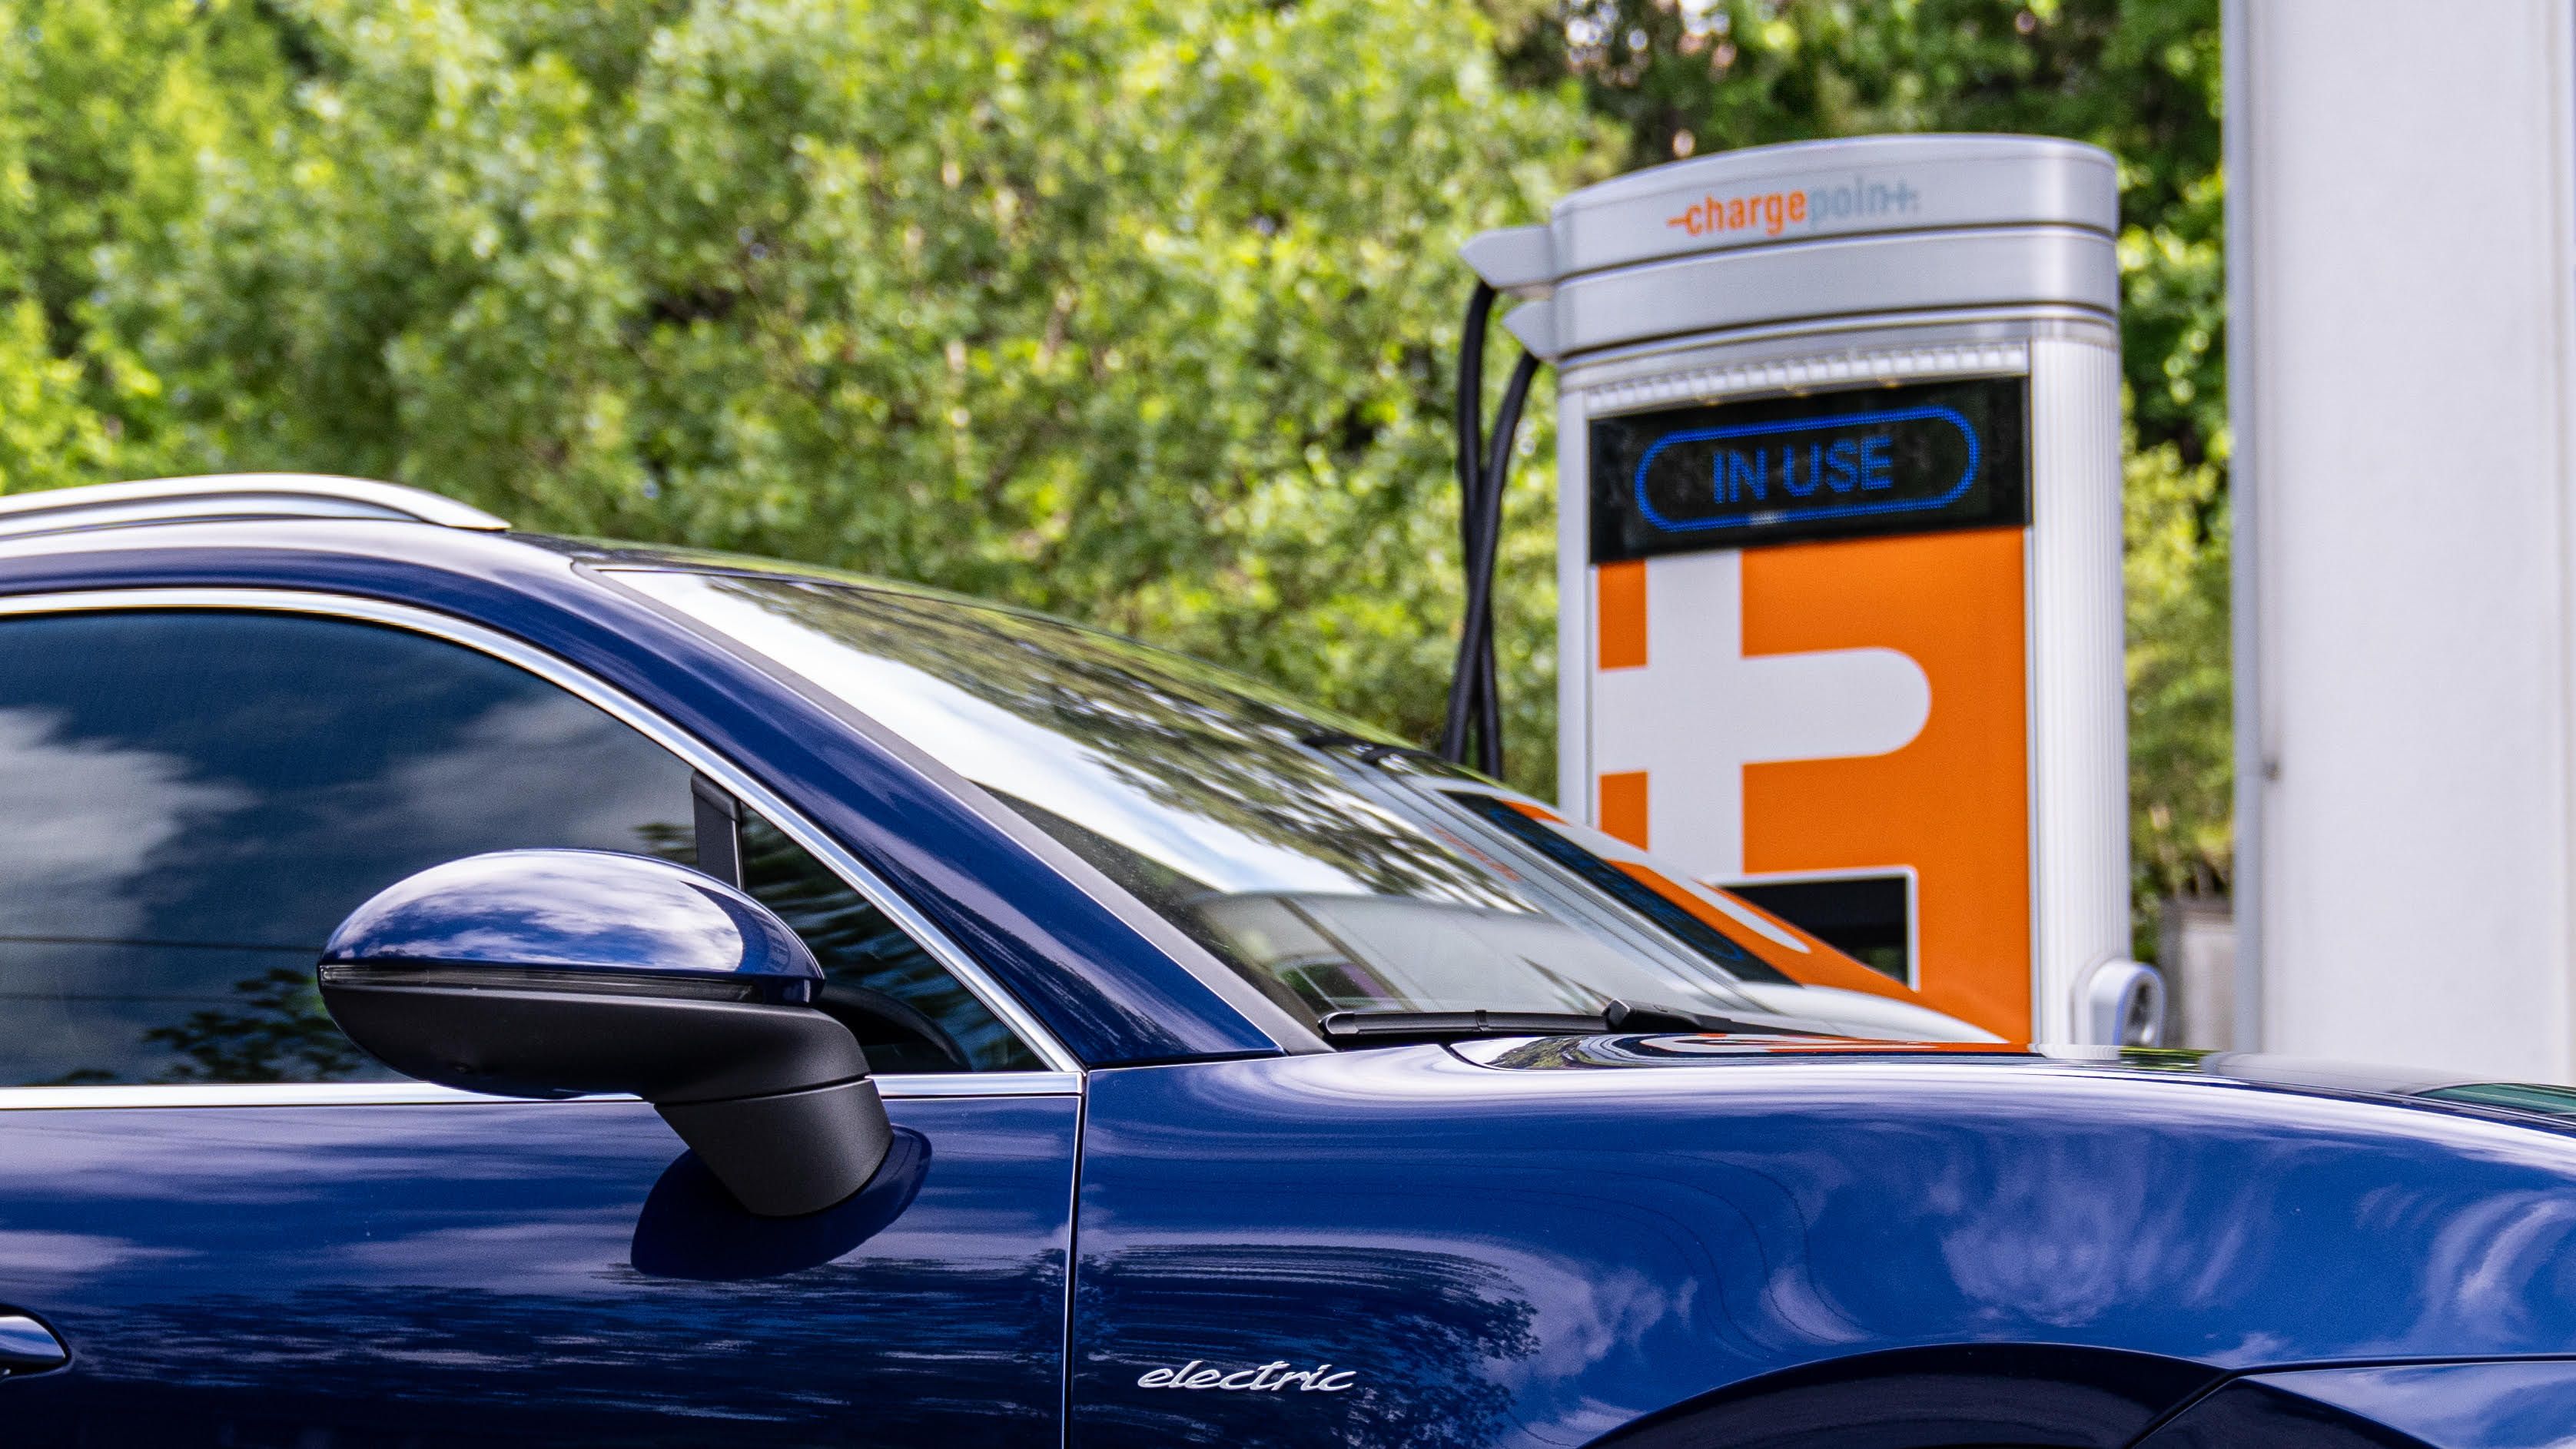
left=1446, top=1031, right=2576, bottom=1129
left=1081, top=1040, right=2576, bottom=1447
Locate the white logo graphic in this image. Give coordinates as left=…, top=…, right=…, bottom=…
left=1135, top=1359, right=1357, bottom=1393
left=1593, top=549, right=1930, bottom=880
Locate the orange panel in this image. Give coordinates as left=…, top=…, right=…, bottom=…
left=1598, top=771, right=1650, bottom=850
left=1740, top=529, right=2032, bottom=1040
left=1597, top=561, right=1648, bottom=670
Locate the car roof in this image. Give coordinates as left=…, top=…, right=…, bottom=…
left=0, top=475, right=1294, bottom=1068
left=0, top=472, right=1403, bottom=750
left=0, top=472, right=513, bottom=537
left=0, top=474, right=1266, bottom=673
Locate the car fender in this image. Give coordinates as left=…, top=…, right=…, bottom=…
left=1071, top=1045, right=2576, bottom=1447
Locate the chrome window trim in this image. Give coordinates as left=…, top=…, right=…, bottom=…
left=0, top=585, right=1084, bottom=1080
left=0, top=1073, right=1082, bottom=1111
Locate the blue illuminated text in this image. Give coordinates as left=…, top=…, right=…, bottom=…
left=1632, top=404, right=1978, bottom=536
left=1715, top=436, right=1901, bottom=502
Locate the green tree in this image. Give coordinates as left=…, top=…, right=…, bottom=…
left=0, top=0, right=296, bottom=489
left=70, top=0, right=1598, bottom=798
left=2125, top=439, right=2229, bottom=903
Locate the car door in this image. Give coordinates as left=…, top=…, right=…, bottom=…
left=0, top=597, right=1079, bottom=1447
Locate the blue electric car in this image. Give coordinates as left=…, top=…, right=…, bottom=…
left=2, top=474, right=2574, bottom=1447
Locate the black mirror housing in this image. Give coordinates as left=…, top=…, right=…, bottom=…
left=319, top=848, right=891, bottom=1217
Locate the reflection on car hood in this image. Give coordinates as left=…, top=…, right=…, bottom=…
left=1449, top=1033, right=2576, bottom=1127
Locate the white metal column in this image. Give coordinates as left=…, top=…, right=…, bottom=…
left=2229, top=0, right=2576, bottom=1076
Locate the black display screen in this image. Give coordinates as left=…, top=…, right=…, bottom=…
left=1588, top=376, right=2030, bottom=562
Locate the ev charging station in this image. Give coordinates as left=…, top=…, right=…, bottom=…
left=1462, top=134, right=2151, bottom=1044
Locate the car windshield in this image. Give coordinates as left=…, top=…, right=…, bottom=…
left=618, top=567, right=1990, bottom=1044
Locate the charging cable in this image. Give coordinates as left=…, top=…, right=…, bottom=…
left=1440, top=283, right=1540, bottom=778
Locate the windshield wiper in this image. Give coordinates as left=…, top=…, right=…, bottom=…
left=1317, top=1000, right=1813, bottom=1043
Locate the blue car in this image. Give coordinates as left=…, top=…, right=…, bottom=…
left=1, top=473, right=2574, bottom=1448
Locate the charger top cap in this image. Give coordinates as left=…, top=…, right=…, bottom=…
left=1464, top=134, right=2119, bottom=362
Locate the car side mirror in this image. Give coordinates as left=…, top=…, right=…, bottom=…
left=317, top=848, right=891, bottom=1218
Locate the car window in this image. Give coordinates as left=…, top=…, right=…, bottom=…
left=735, top=807, right=1039, bottom=1071
left=0, top=608, right=1032, bottom=1084
left=619, top=569, right=1990, bottom=1044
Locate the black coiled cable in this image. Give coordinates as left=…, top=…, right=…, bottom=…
left=1439, top=283, right=1540, bottom=779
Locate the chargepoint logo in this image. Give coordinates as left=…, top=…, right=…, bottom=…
left=1135, top=1360, right=1358, bottom=1393
left=1665, top=174, right=1925, bottom=239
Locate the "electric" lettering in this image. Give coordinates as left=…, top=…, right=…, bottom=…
left=1134, top=1360, right=1359, bottom=1393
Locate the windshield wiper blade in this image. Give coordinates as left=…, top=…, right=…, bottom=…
left=1318, top=1000, right=1814, bottom=1043
left=1319, top=1009, right=1611, bottom=1040
left=1602, top=999, right=1807, bottom=1036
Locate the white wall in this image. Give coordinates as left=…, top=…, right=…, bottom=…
left=2229, top=0, right=2576, bottom=1076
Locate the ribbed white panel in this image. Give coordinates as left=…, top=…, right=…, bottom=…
left=1539, top=229, right=2116, bottom=361
left=2026, top=337, right=2130, bottom=1040
left=1581, top=340, right=2030, bottom=419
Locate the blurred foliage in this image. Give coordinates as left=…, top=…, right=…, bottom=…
left=2125, top=435, right=2229, bottom=904
left=0, top=0, right=1597, bottom=797
left=0, top=0, right=2227, bottom=918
